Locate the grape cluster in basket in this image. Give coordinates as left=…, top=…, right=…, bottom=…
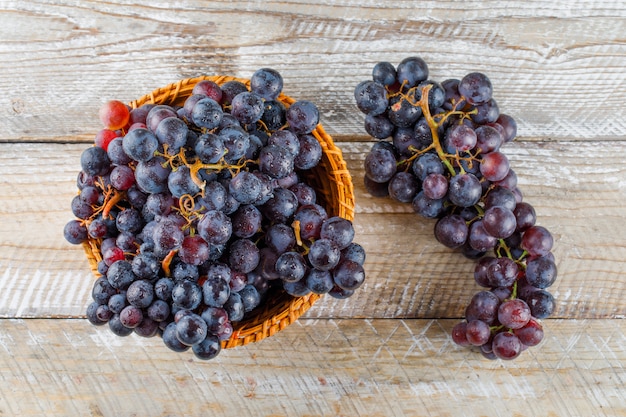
left=355, top=57, right=557, bottom=360
left=64, top=68, right=366, bottom=360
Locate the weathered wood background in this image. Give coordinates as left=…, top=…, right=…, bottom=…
left=0, top=1, right=625, bottom=416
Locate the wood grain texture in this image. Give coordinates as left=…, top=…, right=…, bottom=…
left=1, top=1, right=625, bottom=416
left=0, top=318, right=623, bottom=417
left=0, top=141, right=624, bottom=320
left=0, top=1, right=625, bottom=142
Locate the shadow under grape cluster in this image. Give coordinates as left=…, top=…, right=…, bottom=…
left=64, top=69, right=366, bottom=360
left=356, top=57, right=557, bottom=360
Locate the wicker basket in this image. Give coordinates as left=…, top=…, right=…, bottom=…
left=81, top=75, right=355, bottom=349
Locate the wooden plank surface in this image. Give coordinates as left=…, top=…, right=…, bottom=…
left=1, top=141, right=625, bottom=320
left=1, top=1, right=625, bottom=142
left=0, top=318, right=624, bottom=417
left=0, top=0, right=625, bottom=416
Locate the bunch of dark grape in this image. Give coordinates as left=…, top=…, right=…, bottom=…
left=64, top=69, right=366, bottom=360
left=355, top=57, right=557, bottom=360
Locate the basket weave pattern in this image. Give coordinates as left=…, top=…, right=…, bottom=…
left=82, top=75, right=355, bottom=348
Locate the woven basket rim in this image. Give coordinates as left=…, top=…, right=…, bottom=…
left=82, top=75, right=355, bottom=349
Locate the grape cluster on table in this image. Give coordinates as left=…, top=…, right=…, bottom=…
left=64, top=68, right=366, bottom=360
left=355, top=57, right=557, bottom=360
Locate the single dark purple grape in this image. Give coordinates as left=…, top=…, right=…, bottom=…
left=451, top=321, right=470, bottom=347
left=341, top=243, right=366, bottom=265
left=275, top=251, right=307, bottom=283
left=473, top=99, right=500, bottom=124
left=308, top=238, right=341, bottom=271
left=107, top=137, right=132, bottom=166
left=492, top=331, right=522, bottom=360
left=521, top=226, right=554, bottom=257
left=305, top=268, right=335, bottom=294
left=197, top=210, right=232, bottom=246
left=119, top=305, right=143, bottom=328
left=192, top=334, right=221, bottom=360
left=474, top=256, right=495, bottom=287
left=268, top=130, right=299, bottom=156
left=171, top=280, right=202, bottom=310
left=465, top=290, right=500, bottom=325
left=525, top=289, right=556, bottom=319
left=122, top=128, right=159, bottom=162
left=393, top=127, right=429, bottom=157
left=224, top=293, right=245, bottom=322
left=201, top=307, right=229, bottom=333
left=191, top=97, right=223, bottom=129
left=176, top=313, right=208, bottom=346
left=231, top=204, right=262, bottom=239
left=412, top=152, right=444, bottom=181
left=261, top=187, right=299, bottom=223
left=146, top=299, right=170, bottom=322
left=106, top=260, right=136, bottom=290
left=515, top=318, right=544, bottom=347
left=283, top=280, right=312, bottom=297
left=154, top=277, right=174, bottom=301
left=172, top=262, right=199, bottom=282
left=422, top=173, right=448, bottom=200
left=255, top=247, right=281, bottom=281
left=108, top=314, right=134, bottom=336
left=126, top=279, right=154, bottom=309
left=513, top=202, right=537, bottom=232
left=332, top=260, right=365, bottom=291
left=328, top=285, right=355, bottom=299
left=372, top=61, right=397, bottom=86
left=448, top=173, right=482, bottom=208
left=354, top=80, right=388, bottom=116
left=496, top=113, right=518, bottom=143
left=155, top=116, right=188, bottom=154
left=320, top=216, right=355, bottom=250
left=482, top=206, right=517, bottom=239
left=265, top=223, right=296, bottom=254
left=202, top=275, right=231, bottom=308
left=487, top=256, right=519, bottom=287
left=81, top=146, right=111, bottom=176
left=134, top=156, right=171, bottom=194
left=250, top=67, right=283, bottom=100
left=259, top=144, right=295, bottom=179
left=108, top=293, right=128, bottom=314
left=228, top=238, right=260, bottom=273
left=364, top=113, right=395, bottom=139
left=396, top=56, right=428, bottom=88
left=294, top=134, right=323, bottom=170
left=364, top=147, right=397, bottom=183
left=411, top=191, right=444, bottom=219
left=231, top=91, right=264, bottom=125
left=238, top=284, right=261, bottom=313
left=286, top=100, right=319, bottom=134
left=525, top=256, right=558, bottom=289
left=388, top=95, right=422, bottom=128
left=91, top=276, right=117, bottom=305
left=434, top=214, right=469, bottom=249
left=134, top=317, right=159, bottom=338
left=465, top=319, right=491, bottom=346
left=458, top=72, right=492, bottom=105
left=468, top=220, right=498, bottom=252
left=162, top=322, right=190, bottom=352
left=498, top=299, right=531, bottom=330
left=475, top=125, right=504, bottom=153
left=444, top=123, right=477, bottom=153
left=294, top=205, right=324, bottom=241
left=64, top=220, right=88, bottom=244
left=484, top=186, right=517, bottom=211
left=261, top=99, right=287, bottom=131
left=290, top=183, right=316, bottom=206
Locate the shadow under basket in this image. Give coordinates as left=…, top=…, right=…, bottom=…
left=81, top=75, right=355, bottom=349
